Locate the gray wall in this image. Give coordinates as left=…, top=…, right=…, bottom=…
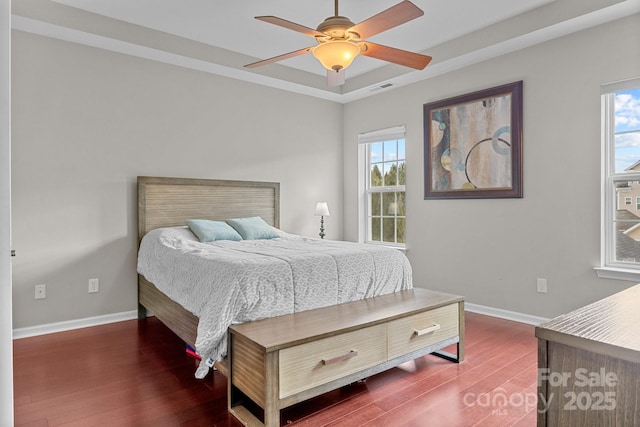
left=343, top=13, right=640, bottom=319
left=11, top=11, right=640, bottom=329
left=11, top=31, right=343, bottom=329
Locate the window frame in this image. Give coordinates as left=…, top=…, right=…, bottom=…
left=597, top=77, right=640, bottom=281
left=358, top=126, right=406, bottom=249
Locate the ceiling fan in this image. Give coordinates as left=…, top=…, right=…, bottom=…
left=244, top=0, right=432, bottom=86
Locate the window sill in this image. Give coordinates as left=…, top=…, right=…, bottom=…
left=364, top=242, right=407, bottom=252
left=594, top=266, right=640, bottom=282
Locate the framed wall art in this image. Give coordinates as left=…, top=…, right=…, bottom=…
left=423, top=81, right=523, bottom=199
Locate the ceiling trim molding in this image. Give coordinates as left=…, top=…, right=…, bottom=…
left=340, top=0, right=640, bottom=103
left=12, top=0, right=640, bottom=104
left=11, top=15, right=346, bottom=103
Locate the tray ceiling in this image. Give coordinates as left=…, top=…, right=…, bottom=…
left=12, top=0, right=640, bottom=102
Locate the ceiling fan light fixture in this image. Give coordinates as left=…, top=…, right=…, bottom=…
left=312, top=40, right=360, bottom=72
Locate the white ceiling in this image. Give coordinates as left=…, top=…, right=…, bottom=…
left=49, top=0, right=554, bottom=78
left=12, top=0, right=640, bottom=102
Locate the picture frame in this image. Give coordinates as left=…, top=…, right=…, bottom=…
left=423, top=81, right=523, bottom=199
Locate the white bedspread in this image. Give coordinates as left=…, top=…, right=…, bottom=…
left=137, top=227, right=413, bottom=377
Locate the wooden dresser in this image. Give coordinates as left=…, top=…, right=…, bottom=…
left=536, top=284, right=640, bottom=426
left=228, top=288, right=464, bottom=427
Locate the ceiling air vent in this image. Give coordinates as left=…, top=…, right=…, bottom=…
left=370, top=82, right=395, bottom=92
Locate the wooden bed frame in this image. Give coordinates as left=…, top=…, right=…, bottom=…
left=137, top=176, right=280, bottom=376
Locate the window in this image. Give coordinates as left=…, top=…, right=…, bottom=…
left=599, top=78, right=640, bottom=279
left=358, top=126, right=406, bottom=247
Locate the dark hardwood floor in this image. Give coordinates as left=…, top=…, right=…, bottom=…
left=13, top=312, right=538, bottom=426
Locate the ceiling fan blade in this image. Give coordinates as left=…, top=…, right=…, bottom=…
left=348, top=1, right=423, bottom=40
left=255, top=16, right=326, bottom=38
left=244, top=47, right=312, bottom=68
left=327, top=69, right=346, bottom=87
left=360, top=41, right=432, bottom=70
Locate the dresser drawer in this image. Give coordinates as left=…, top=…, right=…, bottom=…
left=387, top=303, right=459, bottom=360
left=278, top=324, right=387, bottom=399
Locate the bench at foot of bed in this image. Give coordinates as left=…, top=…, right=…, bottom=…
left=227, top=287, right=464, bottom=427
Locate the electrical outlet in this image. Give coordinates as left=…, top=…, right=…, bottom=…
left=88, top=278, right=99, bottom=293
left=536, top=278, right=548, bottom=293
left=35, top=284, right=46, bottom=300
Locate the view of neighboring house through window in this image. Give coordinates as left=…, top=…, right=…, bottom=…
left=358, top=126, right=406, bottom=247
left=602, top=78, right=640, bottom=272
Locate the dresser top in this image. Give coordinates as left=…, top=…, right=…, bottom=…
left=229, top=288, right=463, bottom=352
left=535, top=284, right=640, bottom=363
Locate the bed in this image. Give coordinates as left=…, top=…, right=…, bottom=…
left=136, top=176, right=413, bottom=378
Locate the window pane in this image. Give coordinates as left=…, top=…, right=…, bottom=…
left=398, top=161, right=406, bottom=185
left=384, top=140, right=397, bottom=161
left=614, top=88, right=640, bottom=173
left=614, top=220, right=640, bottom=263
left=397, top=218, right=406, bottom=244
left=382, top=218, right=395, bottom=242
left=370, top=142, right=383, bottom=164
left=371, top=217, right=381, bottom=241
left=371, top=192, right=381, bottom=216
left=398, top=139, right=405, bottom=161
left=370, top=164, right=383, bottom=187
left=383, top=192, right=395, bottom=215
left=614, top=180, right=640, bottom=262
left=383, top=162, right=398, bottom=186
left=397, top=191, right=406, bottom=216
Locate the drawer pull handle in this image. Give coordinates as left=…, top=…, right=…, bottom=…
left=414, top=324, right=441, bottom=336
left=322, top=350, right=358, bottom=366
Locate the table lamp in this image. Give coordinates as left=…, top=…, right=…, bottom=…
left=315, top=202, right=330, bottom=239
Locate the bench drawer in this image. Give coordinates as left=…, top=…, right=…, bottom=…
left=279, top=324, right=387, bottom=399
left=387, top=303, right=459, bottom=360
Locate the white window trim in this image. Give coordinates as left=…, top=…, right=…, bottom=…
left=357, top=126, right=406, bottom=248
left=597, top=77, right=640, bottom=281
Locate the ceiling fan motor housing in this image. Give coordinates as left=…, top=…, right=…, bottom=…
left=316, top=16, right=358, bottom=39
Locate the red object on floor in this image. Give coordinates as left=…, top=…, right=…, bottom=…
left=186, top=345, right=201, bottom=360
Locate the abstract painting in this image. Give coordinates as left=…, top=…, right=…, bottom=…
left=424, top=81, right=523, bottom=199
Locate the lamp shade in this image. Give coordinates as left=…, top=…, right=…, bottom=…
left=312, top=40, right=360, bottom=71
left=315, top=202, right=330, bottom=216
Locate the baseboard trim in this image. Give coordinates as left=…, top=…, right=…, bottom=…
left=12, top=310, right=139, bottom=340
left=12, top=303, right=548, bottom=340
left=465, top=303, right=550, bottom=326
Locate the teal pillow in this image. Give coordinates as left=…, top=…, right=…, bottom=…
left=226, top=216, right=279, bottom=240
left=185, top=219, right=242, bottom=242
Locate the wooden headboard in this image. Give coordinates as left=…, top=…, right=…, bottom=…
left=137, top=176, right=280, bottom=242
left=136, top=176, right=280, bottom=354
